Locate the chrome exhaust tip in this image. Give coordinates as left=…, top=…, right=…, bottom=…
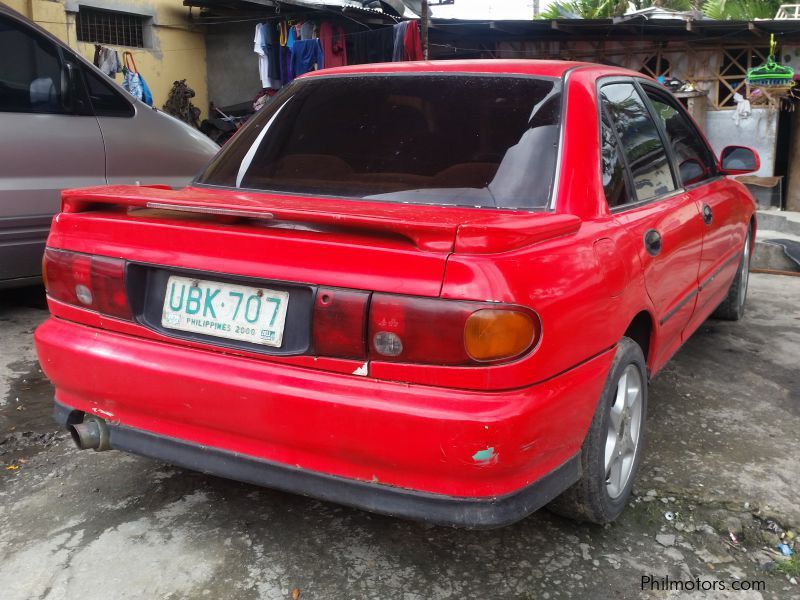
left=69, top=416, right=111, bottom=451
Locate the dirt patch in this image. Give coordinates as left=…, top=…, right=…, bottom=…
left=0, top=361, right=60, bottom=468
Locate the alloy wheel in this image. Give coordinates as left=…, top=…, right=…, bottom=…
left=739, top=232, right=751, bottom=309
left=605, top=364, right=643, bottom=499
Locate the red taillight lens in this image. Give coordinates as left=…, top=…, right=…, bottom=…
left=368, top=294, right=540, bottom=365
left=43, top=249, right=132, bottom=320
left=91, top=256, right=132, bottom=319
left=312, top=287, right=369, bottom=359
left=369, top=295, right=472, bottom=365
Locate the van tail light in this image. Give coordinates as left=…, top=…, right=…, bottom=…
left=43, top=249, right=132, bottom=320
left=368, top=294, right=539, bottom=365
left=312, top=287, right=369, bottom=359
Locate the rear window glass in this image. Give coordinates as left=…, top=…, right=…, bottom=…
left=196, top=74, right=562, bottom=209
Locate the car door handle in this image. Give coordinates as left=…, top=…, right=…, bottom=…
left=644, top=229, right=662, bottom=256
left=702, top=204, right=713, bottom=225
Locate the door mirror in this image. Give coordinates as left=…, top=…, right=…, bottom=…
left=720, top=146, right=760, bottom=175
left=678, top=158, right=709, bottom=186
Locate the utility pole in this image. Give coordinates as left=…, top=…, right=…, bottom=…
left=421, top=0, right=429, bottom=60
left=533, top=0, right=540, bottom=19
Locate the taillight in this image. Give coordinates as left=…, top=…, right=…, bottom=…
left=43, top=249, right=132, bottom=320
left=464, top=309, right=538, bottom=362
left=368, top=294, right=539, bottom=365
left=312, top=287, right=369, bottom=359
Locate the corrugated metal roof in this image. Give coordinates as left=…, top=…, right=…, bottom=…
left=184, top=0, right=401, bottom=23
left=429, top=17, right=800, bottom=42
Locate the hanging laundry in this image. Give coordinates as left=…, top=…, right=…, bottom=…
left=319, top=22, right=347, bottom=69
left=347, top=28, right=394, bottom=65
left=254, top=23, right=282, bottom=90
left=392, top=22, right=409, bottom=61
left=265, top=22, right=282, bottom=83
left=121, top=52, right=153, bottom=106
left=278, top=20, right=295, bottom=84
left=280, top=45, right=293, bottom=84
left=93, top=45, right=121, bottom=78
left=278, top=21, right=288, bottom=47
left=403, top=21, right=423, bottom=61
left=291, top=39, right=324, bottom=77
left=299, top=20, right=315, bottom=41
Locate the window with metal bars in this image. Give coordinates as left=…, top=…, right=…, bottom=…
left=76, top=7, right=146, bottom=48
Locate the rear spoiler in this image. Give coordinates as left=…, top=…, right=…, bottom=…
left=61, top=186, right=581, bottom=254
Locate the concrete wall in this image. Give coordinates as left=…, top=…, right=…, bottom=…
left=703, top=108, right=777, bottom=178
left=205, top=21, right=262, bottom=109
left=4, top=0, right=208, bottom=118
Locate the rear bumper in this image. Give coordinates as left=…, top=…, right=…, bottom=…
left=54, top=400, right=579, bottom=528
left=36, top=317, right=614, bottom=526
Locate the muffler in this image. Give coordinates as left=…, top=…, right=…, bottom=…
left=69, top=416, right=111, bottom=451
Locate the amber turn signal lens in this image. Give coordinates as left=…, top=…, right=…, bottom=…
left=41, top=252, right=49, bottom=291
left=464, top=309, right=538, bottom=362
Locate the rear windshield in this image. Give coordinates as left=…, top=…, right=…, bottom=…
left=196, top=74, right=562, bottom=209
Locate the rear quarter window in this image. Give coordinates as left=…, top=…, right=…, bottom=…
left=197, top=74, right=562, bottom=210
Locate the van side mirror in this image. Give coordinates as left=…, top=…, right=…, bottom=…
left=720, top=146, right=760, bottom=175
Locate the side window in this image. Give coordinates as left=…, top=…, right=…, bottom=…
left=0, top=16, right=65, bottom=114
left=600, top=110, right=631, bottom=209
left=600, top=83, right=676, bottom=202
left=643, top=88, right=716, bottom=187
left=83, top=67, right=134, bottom=117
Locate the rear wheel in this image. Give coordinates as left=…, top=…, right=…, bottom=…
left=548, top=337, right=647, bottom=524
left=713, top=228, right=751, bottom=321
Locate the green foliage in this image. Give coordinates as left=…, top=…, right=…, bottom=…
left=541, top=0, right=783, bottom=20
left=774, top=555, right=800, bottom=578
left=701, top=0, right=782, bottom=20
left=541, top=0, right=619, bottom=19
left=542, top=0, right=694, bottom=19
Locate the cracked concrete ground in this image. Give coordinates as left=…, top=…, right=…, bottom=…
left=1, top=275, right=798, bottom=599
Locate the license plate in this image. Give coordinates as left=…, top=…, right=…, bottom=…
left=161, top=275, right=290, bottom=347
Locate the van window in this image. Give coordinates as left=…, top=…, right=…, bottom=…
left=83, top=67, right=134, bottom=117
left=197, top=75, right=562, bottom=209
left=0, top=16, right=65, bottom=114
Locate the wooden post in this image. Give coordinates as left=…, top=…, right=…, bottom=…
left=421, top=0, right=429, bottom=60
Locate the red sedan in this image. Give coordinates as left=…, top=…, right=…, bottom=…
left=36, top=60, right=758, bottom=527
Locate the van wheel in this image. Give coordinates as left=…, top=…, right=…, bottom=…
left=548, top=337, right=647, bottom=524
left=713, top=229, right=751, bottom=321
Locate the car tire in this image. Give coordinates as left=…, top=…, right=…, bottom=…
left=712, top=228, right=752, bottom=321
left=548, top=337, right=647, bottom=524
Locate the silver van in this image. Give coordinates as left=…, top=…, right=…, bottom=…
left=0, top=5, right=218, bottom=288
